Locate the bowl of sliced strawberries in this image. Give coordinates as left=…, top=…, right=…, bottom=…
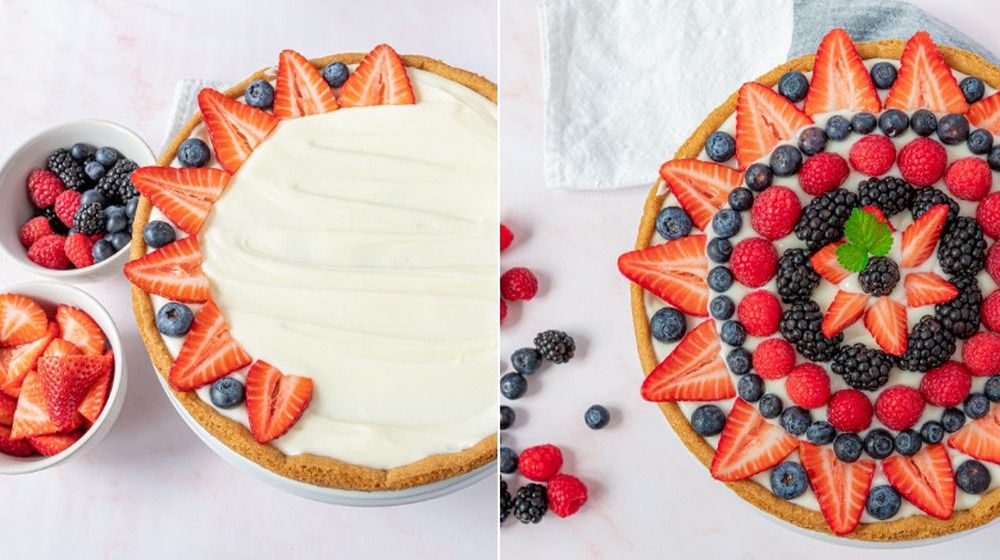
left=0, top=282, right=125, bottom=472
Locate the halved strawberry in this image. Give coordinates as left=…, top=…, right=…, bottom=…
left=659, top=159, right=742, bottom=231
left=28, top=430, right=83, bottom=456
left=245, top=360, right=313, bottom=444
left=130, top=167, right=230, bottom=235
left=43, top=338, right=82, bottom=357
left=884, top=31, right=969, bottom=114
left=803, top=28, right=881, bottom=116
left=0, top=293, right=48, bottom=348
left=78, top=351, right=112, bottom=424
left=882, top=444, right=955, bottom=520
left=968, top=92, right=1000, bottom=134
left=948, top=405, right=1000, bottom=464
left=864, top=297, right=908, bottom=356
left=0, top=322, right=56, bottom=397
left=274, top=49, right=340, bottom=118
left=640, top=320, right=735, bottom=402
left=169, top=301, right=252, bottom=391
left=10, top=370, right=78, bottom=439
left=55, top=305, right=105, bottom=356
left=799, top=442, right=875, bottom=536
left=618, top=235, right=708, bottom=316
left=905, top=272, right=959, bottom=307
left=822, top=290, right=869, bottom=338
left=810, top=242, right=850, bottom=284
left=36, top=354, right=108, bottom=429
left=0, top=392, right=17, bottom=426
left=197, top=88, right=279, bottom=173
left=0, top=425, right=35, bottom=457
left=900, top=204, right=949, bottom=268
left=338, top=44, right=415, bottom=107
left=123, top=236, right=210, bottom=303
left=735, top=82, right=814, bottom=169
left=710, top=398, right=798, bottom=481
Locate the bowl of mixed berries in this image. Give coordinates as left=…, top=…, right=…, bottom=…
left=0, top=120, right=155, bottom=277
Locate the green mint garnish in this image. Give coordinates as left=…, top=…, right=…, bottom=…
left=837, top=207, right=894, bottom=272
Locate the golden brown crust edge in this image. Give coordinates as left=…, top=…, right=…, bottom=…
left=130, top=53, right=497, bottom=492
left=630, top=40, right=1000, bottom=541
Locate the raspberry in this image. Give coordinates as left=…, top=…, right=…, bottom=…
left=752, top=338, right=796, bottom=379
left=730, top=237, right=777, bottom=288
left=919, top=361, right=972, bottom=407
left=500, top=267, right=538, bottom=301
left=26, top=234, right=69, bottom=270
left=897, top=137, right=947, bottom=187
left=874, top=385, right=925, bottom=431
left=749, top=186, right=801, bottom=240
left=64, top=233, right=95, bottom=269
left=983, top=291, right=1000, bottom=333
left=785, top=363, right=830, bottom=409
left=500, top=299, right=508, bottom=325
left=963, top=331, right=1000, bottom=376
left=737, top=291, right=781, bottom=336
left=500, top=223, right=514, bottom=252
left=18, top=216, right=54, bottom=248
left=53, top=190, right=82, bottom=229
left=945, top=157, right=992, bottom=201
left=518, top=444, right=563, bottom=482
left=798, top=152, right=849, bottom=196
left=848, top=134, right=896, bottom=176
left=25, top=169, right=65, bottom=209
left=827, top=389, right=873, bottom=433
left=546, top=473, right=588, bottom=518
left=977, top=192, right=1000, bottom=239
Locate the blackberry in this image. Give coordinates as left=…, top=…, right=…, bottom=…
left=775, top=248, right=820, bottom=303
left=794, top=188, right=859, bottom=251
left=35, top=206, right=68, bottom=235
left=501, top=479, right=513, bottom=523
left=779, top=300, right=843, bottom=361
left=534, top=330, right=575, bottom=364
left=95, top=158, right=139, bottom=205
left=512, top=483, right=548, bottom=524
left=47, top=148, right=89, bottom=191
left=858, top=257, right=900, bottom=297
left=831, top=343, right=894, bottom=391
left=72, top=203, right=106, bottom=235
left=934, top=275, right=982, bottom=339
left=898, top=316, right=956, bottom=372
left=910, top=186, right=960, bottom=223
left=857, top=176, right=915, bottom=216
left=937, top=217, right=986, bottom=277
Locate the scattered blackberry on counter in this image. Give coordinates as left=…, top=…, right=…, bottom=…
left=705, top=131, right=736, bottom=162
left=720, top=320, right=747, bottom=347
left=585, top=404, right=610, bottom=430
left=864, top=428, right=895, bottom=459
left=501, top=405, right=515, bottom=430
left=743, top=163, right=773, bottom=192
left=825, top=115, right=851, bottom=140
left=500, top=447, right=518, bottom=474
left=869, top=62, right=897, bottom=89
left=244, top=79, right=275, bottom=109
left=794, top=188, right=859, bottom=251
left=738, top=374, right=764, bottom=402
left=534, top=330, right=575, bottom=364
left=920, top=420, right=945, bottom=444
left=857, top=176, right=915, bottom=216
left=209, top=377, right=245, bottom=409
left=834, top=433, right=864, bottom=463
left=73, top=203, right=106, bottom=235
left=806, top=421, right=836, bottom=445
left=655, top=206, right=692, bottom=240
left=967, top=129, right=994, bottom=155
left=649, top=307, right=686, bottom=342
left=985, top=375, right=1000, bottom=402
left=707, top=266, right=733, bottom=292
left=178, top=138, right=211, bottom=167
left=798, top=127, right=828, bottom=156
left=898, top=316, right=955, bottom=372
left=941, top=407, right=966, bottom=433
left=711, top=208, right=742, bottom=238
left=910, top=186, right=960, bottom=222
left=894, top=429, right=922, bottom=456
left=858, top=257, right=899, bottom=297
left=726, top=348, right=752, bottom=375
left=511, top=347, right=543, bottom=375
left=769, top=145, right=803, bottom=176
left=728, top=188, right=754, bottom=212
left=878, top=109, right=909, bottom=137
left=778, top=71, right=809, bottom=102
left=156, top=302, right=194, bottom=337
left=779, top=300, right=843, bottom=361
left=47, top=148, right=89, bottom=191
left=934, top=275, right=982, bottom=339
left=95, top=158, right=139, bottom=205
left=831, top=343, right=894, bottom=391
left=956, top=460, right=991, bottom=495
left=964, top=393, right=990, bottom=419
left=322, top=61, right=350, bottom=88
left=866, top=485, right=902, bottom=520
left=770, top=462, right=809, bottom=500
left=500, top=372, right=528, bottom=400
left=758, top=394, right=783, bottom=419
left=938, top=113, right=970, bottom=145
left=960, top=76, right=986, bottom=103
left=691, top=404, right=726, bottom=436
left=910, top=109, right=938, bottom=136
left=937, top=217, right=986, bottom=277
left=710, top=295, right=735, bottom=321
left=94, top=146, right=118, bottom=167
left=706, top=237, right=732, bottom=263
left=512, top=483, right=548, bottom=524
left=779, top=406, right=811, bottom=436
left=501, top=479, right=513, bottom=523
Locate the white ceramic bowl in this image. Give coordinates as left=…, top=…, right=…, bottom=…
left=0, top=282, right=126, bottom=474
left=0, top=120, right=155, bottom=280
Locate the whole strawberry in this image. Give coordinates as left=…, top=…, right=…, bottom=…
left=518, top=443, right=563, bottom=482
left=546, top=473, right=588, bottom=518
left=500, top=267, right=538, bottom=301
left=874, top=385, right=925, bottom=431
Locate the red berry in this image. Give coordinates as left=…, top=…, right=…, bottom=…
left=983, top=291, right=1000, bottom=333
left=963, top=332, right=1000, bottom=376
left=874, top=385, right=925, bottom=431
left=977, top=192, right=1000, bottom=239
left=26, top=234, right=70, bottom=270
left=798, top=152, right=849, bottom=196
left=737, top=291, right=781, bottom=337
left=729, top=237, right=777, bottom=288
left=500, top=267, right=538, bottom=301
left=848, top=134, right=896, bottom=176
left=53, top=190, right=82, bottom=229
left=944, top=157, right=991, bottom=201
left=500, top=299, right=507, bottom=325
left=518, top=443, right=563, bottom=482
left=546, top=473, right=588, bottom=518
left=988, top=243, right=1000, bottom=285
left=64, top=233, right=95, bottom=269
left=785, top=363, right=831, bottom=409
left=919, top=361, right=972, bottom=407
left=897, top=137, right=947, bottom=187
left=25, top=169, right=65, bottom=209
left=500, top=223, right=514, bottom=252
left=749, top=186, right=800, bottom=240
left=827, top=389, right=873, bottom=433
left=752, top=338, right=796, bottom=379
left=18, top=216, right=54, bottom=248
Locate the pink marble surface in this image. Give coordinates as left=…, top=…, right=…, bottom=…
left=0, top=2, right=496, bottom=558
left=499, top=0, right=1000, bottom=557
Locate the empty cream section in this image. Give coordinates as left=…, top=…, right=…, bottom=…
left=197, top=69, right=498, bottom=469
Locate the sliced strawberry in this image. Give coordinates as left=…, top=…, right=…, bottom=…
left=197, top=88, right=279, bottom=173
left=169, top=301, right=252, bottom=391
left=735, top=82, right=813, bottom=169
left=54, top=305, right=105, bottom=356
left=0, top=425, right=36, bottom=457
left=948, top=405, right=1000, bottom=464
left=968, top=92, right=1000, bottom=134
left=900, top=204, right=949, bottom=268
left=43, top=338, right=82, bottom=357
left=10, top=370, right=77, bottom=439
left=710, top=398, right=798, bottom=481
left=659, top=160, right=742, bottom=231
left=0, top=392, right=17, bottom=426
left=130, top=167, right=230, bottom=235
left=78, top=354, right=112, bottom=424
left=799, top=442, right=875, bottom=536
left=821, top=290, right=869, bottom=338
left=0, top=294, right=48, bottom=348
left=864, top=297, right=908, bottom=356
left=28, top=430, right=83, bottom=456
left=618, top=235, right=708, bottom=316
left=905, top=272, right=959, bottom=307
left=245, top=360, right=313, bottom=444
left=885, top=31, right=969, bottom=114
left=123, top=236, right=210, bottom=303
left=0, top=322, right=56, bottom=398
left=810, top=242, right=850, bottom=284
left=274, top=49, right=340, bottom=118
left=861, top=205, right=895, bottom=232
left=338, top=44, right=415, bottom=107
left=803, top=28, right=881, bottom=116
left=640, top=320, right=735, bottom=402
left=36, top=354, right=108, bottom=429
left=882, top=444, right=955, bottom=520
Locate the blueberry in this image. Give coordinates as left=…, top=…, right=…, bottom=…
left=769, top=145, right=802, bottom=176
left=91, top=239, right=115, bottom=263
left=720, top=320, right=746, bottom=347
left=967, top=129, right=994, bottom=155
left=707, top=237, right=732, bottom=263
left=825, top=115, right=851, bottom=140
left=707, top=266, right=733, bottom=292
left=956, top=459, right=991, bottom=494
left=84, top=160, right=105, bottom=182
left=322, top=61, right=350, bottom=88
left=726, top=347, right=751, bottom=375
left=938, top=113, right=970, bottom=145
left=770, top=462, right=809, bottom=499
left=780, top=406, right=811, bottom=436
left=960, top=76, right=986, bottom=103
left=728, top=187, right=754, bottom=212
left=500, top=405, right=515, bottom=430
left=94, top=146, right=119, bottom=167
left=500, top=372, right=527, bottom=400
left=910, top=109, right=938, bottom=136
left=798, top=127, right=827, bottom=156
left=894, top=429, right=922, bottom=456
left=869, top=62, right=898, bottom=89
left=834, top=433, right=864, bottom=463
left=178, top=138, right=210, bottom=167
left=864, top=428, right=894, bottom=459
left=806, top=420, right=836, bottom=445
left=107, top=231, right=131, bottom=251
left=964, top=393, right=990, bottom=419
left=585, top=404, right=611, bottom=430
left=155, top=302, right=194, bottom=337
left=71, top=142, right=92, bottom=161
left=691, top=404, right=726, bottom=436
left=80, top=189, right=106, bottom=208
left=942, top=407, right=967, bottom=432
left=878, top=109, right=909, bottom=137
left=758, top=393, right=783, bottom=419
left=778, top=71, right=809, bottom=103
left=743, top=163, right=773, bottom=192
left=143, top=220, right=176, bottom=249
left=866, top=485, right=901, bottom=520
left=105, top=209, right=128, bottom=233
left=712, top=209, right=742, bottom=239
left=920, top=420, right=945, bottom=444
left=656, top=206, right=693, bottom=241
left=850, top=112, right=877, bottom=134
left=125, top=196, right=139, bottom=220
left=511, top=347, right=543, bottom=375
left=244, top=79, right=275, bottom=109
left=985, top=375, right=1000, bottom=401
left=705, top=131, right=736, bottom=162
left=990, top=147, right=1000, bottom=172
left=709, top=295, right=735, bottom=320
left=209, top=377, right=245, bottom=409
left=650, top=307, right=686, bottom=342
left=738, top=374, right=764, bottom=402
left=500, top=447, right=518, bottom=474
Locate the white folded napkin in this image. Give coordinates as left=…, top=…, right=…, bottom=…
left=161, top=78, right=228, bottom=156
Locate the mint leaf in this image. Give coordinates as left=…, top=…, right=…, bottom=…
left=868, top=227, right=893, bottom=256
left=843, top=207, right=894, bottom=257
left=837, top=243, right=869, bottom=272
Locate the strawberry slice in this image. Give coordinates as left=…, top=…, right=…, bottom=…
left=948, top=405, right=1000, bottom=464
left=821, top=290, right=869, bottom=338
left=885, top=31, right=969, bottom=114
left=710, top=399, right=798, bottom=481
left=169, top=301, right=252, bottom=391
left=905, top=272, right=959, bottom=307
left=640, top=320, right=735, bottom=402
left=864, top=297, right=908, bottom=356
left=900, top=204, right=949, bottom=268
left=735, top=82, right=814, bottom=169
left=882, top=444, right=956, bottom=520
left=123, top=236, right=210, bottom=304
left=0, top=322, right=57, bottom=398
left=197, top=88, right=279, bottom=173
left=78, top=351, right=112, bottom=424
left=968, top=92, right=1000, bottom=134
left=0, top=392, right=17, bottom=426
left=618, top=235, right=708, bottom=316
left=861, top=205, right=895, bottom=232
left=54, top=305, right=105, bottom=356
left=130, top=167, right=230, bottom=235
left=0, top=425, right=35, bottom=457
left=810, top=242, right=851, bottom=284
left=28, top=430, right=83, bottom=456
left=338, top=44, right=415, bottom=107
left=245, top=360, right=313, bottom=444
left=660, top=159, right=741, bottom=231
left=0, top=293, right=48, bottom=348
left=274, top=49, right=340, bottom=118
left=36, top=354, right=108, bottom=429
left=799, top=442, right=875, bottom=536
left=44, top=338, right=82, bottom=357
left=803, top=28, right=881, bottom=116
left=10, top=370, right=78, bottom=439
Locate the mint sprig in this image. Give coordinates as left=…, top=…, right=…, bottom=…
left=836, top=208, right=893, bottom=272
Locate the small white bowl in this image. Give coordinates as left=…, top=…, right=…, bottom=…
left=0, top=120, right=155, bottom=280
left=0, top=281, right=126, bottom=474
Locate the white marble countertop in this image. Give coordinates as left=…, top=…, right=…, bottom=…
left=0, top=2, right=496, bottom=558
